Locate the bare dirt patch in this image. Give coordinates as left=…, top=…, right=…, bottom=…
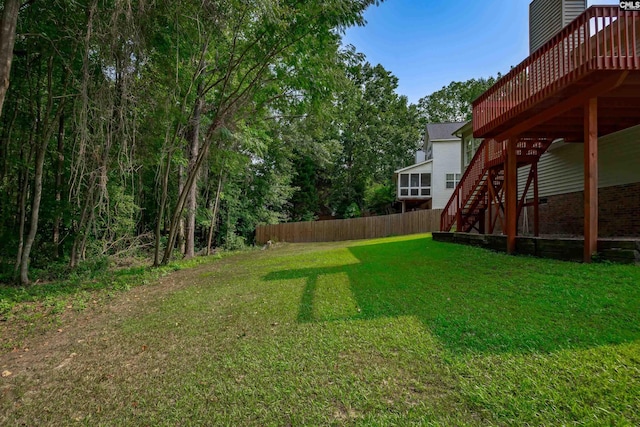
left=0, top=259, right=225, bottom=392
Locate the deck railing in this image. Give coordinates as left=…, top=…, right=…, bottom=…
left=473, top=6, right=640, bottom=137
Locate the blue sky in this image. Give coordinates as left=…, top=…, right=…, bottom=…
left=342, top=0, right=621, bottom=104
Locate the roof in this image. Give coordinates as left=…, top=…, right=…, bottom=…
left=452, top=121, right=473, bottom=138
left=425, top=122, right=466, bottom=141
left=394, top=159, right=433, bottom=174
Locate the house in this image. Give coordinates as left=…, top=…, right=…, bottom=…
left=394, top=122, right=464, bottom=212
left=439, top=0, right=640, bottom=262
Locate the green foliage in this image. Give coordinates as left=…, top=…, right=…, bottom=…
left=289, top=155, right=320, bottom=222
left=364, top=181, right=396, bottom=215
left=222, top=233, right=247, bottom=251
left=0, top=248, right=240, bottom=340
left=417, top=76, right=499, bottom=124
left=99, top=185, right=141, bottom=251
left=343, top=202, right=362, bottom=218
left=329, top=56, right=421, bottom=218
left=0, top=0, right=425, bottom=281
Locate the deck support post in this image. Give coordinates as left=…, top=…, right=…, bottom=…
left=533, top=163, right=540, bottom=237
left=487, top=169, right=494, bottom=234
left=486, top=150, right=492, bottom=234
left=584, top=98, right=598, bottom=263
left=505, top=138, right=518, bottom=254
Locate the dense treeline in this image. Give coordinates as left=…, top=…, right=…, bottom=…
left=0, top=0, right=427, bottom=284
left=417, top=77, right=499, bottom=124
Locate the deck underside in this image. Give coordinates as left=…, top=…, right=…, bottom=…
left=478, top=70, right=640, bottom=141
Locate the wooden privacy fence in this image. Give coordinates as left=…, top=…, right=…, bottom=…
left=255, top=209, right=443, bottom=244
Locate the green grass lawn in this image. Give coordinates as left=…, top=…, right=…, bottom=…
left=1, top=234, right=639, bottom=425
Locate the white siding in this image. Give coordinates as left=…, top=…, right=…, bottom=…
left=460, top=136, right=466, bottom=172
left=518, top=125, right=640, bottom=198
left=396, top=161, right=433, bottom=175
left=432, top=140, right=462, bottom=209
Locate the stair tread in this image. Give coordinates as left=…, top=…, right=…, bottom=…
left=443, top=138, right=553, bottom=232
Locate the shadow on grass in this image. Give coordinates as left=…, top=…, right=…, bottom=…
left=265, top=237, right=640, bottom=355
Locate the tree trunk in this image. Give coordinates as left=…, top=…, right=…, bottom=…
left=0, top=105, right=18, bottom=183
left=19, top=140, right=46, bottom=285
left=13, top=84, right=37, bottom=277
left=0, top=0, right=20, bottom=118
left=14, top=165, right=28, bottom=276
left=153, top=144, right=172, bottom=266
left=206, top=172, right=224, bottom=255
left=184, top=84, right=204, bottom=259
left=53, top=113, right=65, bottom=258
left=70, top=110, right=114, bottom=267
left=177, top=163, right=186, bottom=255
left=161, top=124, right=218, bottom=265
left=69, top=186, right=94, bottom=269
left=69, top=0, right=97, bottom=269
left=159, top=37, right=212, bottom=265
left=19, top=53, right=67, bottom=284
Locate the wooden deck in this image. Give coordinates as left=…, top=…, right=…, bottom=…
left=441, top=6, right=640, bottom=263
left=473, top=6, right=640, bottom=141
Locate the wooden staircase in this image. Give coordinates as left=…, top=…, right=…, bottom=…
left=441, top=138, right=553, bottom=233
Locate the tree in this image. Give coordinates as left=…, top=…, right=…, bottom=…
left=365, top=182, right=396, bottom=215
left=0, top=0, right=20, bottom=117
left=11, top=1, right=82, bottom=283
left=330, top=56, right=421, bottom=217
left=417, top=77, right=498, bottom=124
left=289, top=155, right=320, bottom=222
left=0, top=0, right=391, bottom=283
left=157, top=0, right=379, bottom=264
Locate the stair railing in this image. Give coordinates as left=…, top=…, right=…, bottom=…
left=440, top=138, right=505, bottom=231
left=441, top=137, right=556, bottom=232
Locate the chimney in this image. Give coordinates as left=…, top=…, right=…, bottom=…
left=529, top=0, right=586, bottom=53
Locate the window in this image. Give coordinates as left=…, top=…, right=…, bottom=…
left=464, top=139, right=473, bottom=167
left=464, top=137, right=482, bottom=167
left=420, top=173, right=431, bottom=196
left=446, top=173, right=461, bottom=189
left=398, top=172, right=431, bottom=198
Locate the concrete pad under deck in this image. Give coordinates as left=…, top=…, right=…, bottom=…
left=432, top=232, right=640, bottom=264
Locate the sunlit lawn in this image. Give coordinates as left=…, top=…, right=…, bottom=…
left=2, top=234, right=639, bottom=425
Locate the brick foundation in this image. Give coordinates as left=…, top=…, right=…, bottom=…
left=521, top=182, right=640, bottom=238
left=432, top=232, right=640, bottom=264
